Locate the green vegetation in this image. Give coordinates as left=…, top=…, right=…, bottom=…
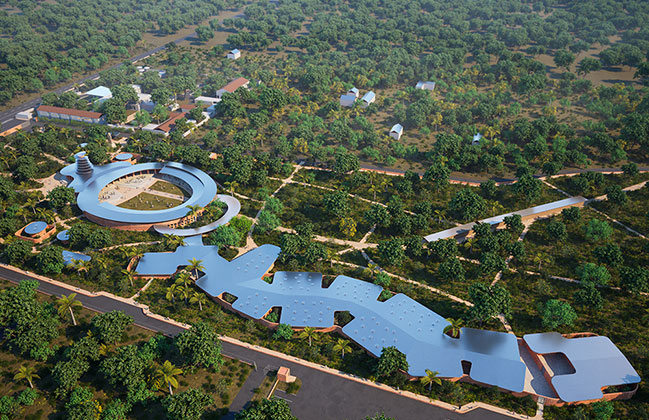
left=118, top=192, right=184, bottom=210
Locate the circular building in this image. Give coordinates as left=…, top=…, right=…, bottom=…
left=61, top=152, right=219, bottom=231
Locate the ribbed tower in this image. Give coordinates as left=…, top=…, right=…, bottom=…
left=75, top=152, right=94, bottom=176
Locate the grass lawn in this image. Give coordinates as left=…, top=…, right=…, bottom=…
left=511, top=207, right=649, bottom=285
left=118, top=192, right=184, bottom=210
left=548, top=172, right=649, bottom=198
left=149, top=180, right=189, bottom=198
left=590, top=186, right=649, bottom=237
left=274, top=183, right=371, bottom=241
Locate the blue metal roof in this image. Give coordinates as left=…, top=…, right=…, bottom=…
left=154, top=194, right=241, bottom=236
left=62, top=250, right=91, bottom=266
left=24, top=221, right=47, bottom=235
left=524, top=332, right=640, bottom=402
left=61, top=161, right=217, bottom=224
left=115, top=153, right=133, bottom=161
left=424, top=196, right=587, bottom=242
left=56, top=230, right=70, bottom=242
left=135, top=243, right=526, bottom=391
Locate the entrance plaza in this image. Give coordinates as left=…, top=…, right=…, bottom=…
left=135, top=238, right=640, bottom=405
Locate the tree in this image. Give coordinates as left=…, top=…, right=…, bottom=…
left=554, top=50, right=575, bottom=71
left=14, top=365, right=39, bottom=389
left=576, top=263, right=610, bottom=286
left=605, top=184, right=627, bottom=206
left=377, top=239, right=405, bottom=266
left=574, top=283, right=603, bottom=310
left=420, top=369, right=442, bottom=391
left=34, top=245, right=65, bottom=274
left=322, top=190, right=350, bottom=218
left=533, top=252, right=551, bottom=271
left=443, top=318, right=464, bottom=339
left=503, top=214, right=524, bottom=236
left=92, top=311, right=133, bottom=344
left=259, top=87, right=288, bottom=111
left=584, top=219, right=612, bottom=242
left=339, top=217, right=357, bottom=238
left=333, top=338, right=352, bottom=358
left=101, top=98, right=128, bottom=124
left=195, top=26, right=214, bottom=43
left=546, top=220, right=567, bottom=242
left=333, top=150, right=359, bottom=175
left=479, top=252, right=507, bottom=275
left=620, top=266, right=649, bottom=294
left=189, top=292, right=208, bottom=311
left=256, top=210, right=280, bottom=234
left=47, top=186, right=75, bottom=210
left=298, top=326, right=318, bottom=347
left=594, top=243, right=623, bottom=267
left=449, top=188, right=485, bottom=221
left=235, top=398, right=297, bottom=420
left=513, top=174, right=542, bottom=202
left=541, top=299, right=577, bottom=329
left=273, top=323, right=294, bottom=340
left=577, top=57, right=601, bottom=77
left=437, top=258, right=465, bottom=282
left=151, top=87, right=173, bottom=106
left=135, top=110, right=152, bottom=127
left=155, top=361, right=183, bottom=395
left=175, top=322, right=224, bottom=370
left=5, top=240, right=32, bottom=264
left=376, top=346, right=408, bottom=378
left=186, top=258, right=205, bottom=280
left=468, top=282, right=511, bottom=324
left=207, top=225, right=241, bottom=248
left=152, top=104, right=170, bottom=123
left=423, top=161, right=450, bottom=190
left=57, top=293, right=82, bottom=326
left=88, top=229, right=112, bottom=249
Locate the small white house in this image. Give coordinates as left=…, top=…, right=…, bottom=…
left=227, top=49, right=241, bottom=60
left=472, top=133, right=482, bottom=146
left=389, top=124, right=404, bottom=140
left=131, top=84, right=142, bottom=94
left=194, top=96, right=221, bottom=106
left=415, top=81, right=436, bottom=91
left=361, top=91, right=375, bottom=108
left=347, top=87, right=359, bottom=98
left=339, top=94, right=356, bottom=107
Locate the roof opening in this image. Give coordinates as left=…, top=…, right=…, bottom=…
left=461, top=360, right=472, bottom=375
left=334, top=311, right=354, bottom=327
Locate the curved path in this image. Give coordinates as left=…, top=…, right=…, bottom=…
left=154, top=194, right=241, bottom=236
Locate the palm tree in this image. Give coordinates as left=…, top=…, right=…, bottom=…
left=443, top=318, right=465, bottom=339
left=70, top=258, right=90, bottom=278
left=175, top=271, right=192, bottom=288
left=56, top=293, right=82, bottom=326
left=185, top=204, right=203, bottom=219
left=186, top=258, right=205, bottom=280
left=121, top=269, right=135, bottom=287
left=368, top=183, right=381, bottom=201
left=165, top=284, right=178, bottom=304
left=433, top=209, right=446, bottom=224
left=224, top=180, right=239, bottom=197
left=162, top=234, right=185, bottom=250
left=155, top=360, right=183, bottom=395
left=333, top=338, right=352, bottom=358
left=298, top=326, right=318, bottom=347
left=420, top=369, right=442, bottom=391
left=24, top=197, right=38, bottom=214
left=533, top=252, right=551, bottom=271
left=16, top=207, right=29, bottom=223
left=14, top=365, right=39, bottom=389
left=176, top=283, right=192, bottom=305
left=189, top=291, right=207, bottom=311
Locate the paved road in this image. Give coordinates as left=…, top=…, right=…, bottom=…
left=0, top=265, right=513, bottom=420
left=0, top=32, right=196, bottom=130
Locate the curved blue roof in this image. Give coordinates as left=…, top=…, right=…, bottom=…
left=115, top=153, right=133, bottom=161
left=24, top=221, right=48, bottom=235
left=154, top=194, right=241, bottom=236
left=61, top=161, right=217, bottom=224
left=56, top=229, right=70, bottom=241
left=62, top=250, right=91, bottom=266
